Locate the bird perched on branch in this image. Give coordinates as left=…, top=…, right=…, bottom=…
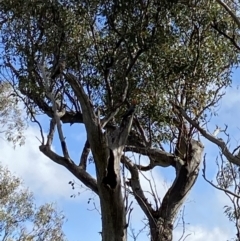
left=51, top=55, right=66, bottom=79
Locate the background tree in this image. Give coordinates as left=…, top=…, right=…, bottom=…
left=0, top=164, right=67, bottom=241
left=0, top=0, right=240, bottom=241
left=0, top=82, right=25, bottom=146
left=192, top=1, right=240, bottom=240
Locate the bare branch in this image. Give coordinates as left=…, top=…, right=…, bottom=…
left=202, top=155, right=240, bottom=199
left=39, top=145, right=98, bottom=194
left=122, top=156, right=156, bottom=226
left=173, top=103, right=240, bottom=166
left=38, top=63, right=70, bottom=160
left=46, top=119, right=56, bottom=146
left=141, top=171, right=160, bottom=210
left=39, top=144, right=74, bottom=167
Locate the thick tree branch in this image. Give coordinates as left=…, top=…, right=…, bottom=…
left=158, top=139, right=204, bottom=224
left=65, top=73, right=97, bottom=129
left=64, top=73, right=107, bottom=164
left=39, top=145, right=98, bottom=194
left=125, top=146, right=184, bottom=167
left=174, top=104, right=240, bottom=166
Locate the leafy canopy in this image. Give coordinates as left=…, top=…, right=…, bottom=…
left=0, top=0, right=238, bottom=147
left=0, top=164, right=67, bottom=241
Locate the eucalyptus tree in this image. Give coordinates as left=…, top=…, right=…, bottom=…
left=193, top=1, right=240, bottom=240
left=0, top=82, right=25, bottom=145
left=0, top=164, right=67, bottom=241
left=0, top=0, right=239, bottom=241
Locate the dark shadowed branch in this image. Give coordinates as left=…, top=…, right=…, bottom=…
left=79, top=140, right=90, bottom=169
left=65, top=73, right=97, bottom=129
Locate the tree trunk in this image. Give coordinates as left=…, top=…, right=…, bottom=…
left=65, top=73, right=133, bottom=241
left=96, top=144, right=128, bottom=241
left=99, top=175, right=127, bottom=241
left=150, top=218, right=173, bottom=241
left=92, top=121, right=133, bottom=241
left=150, top=139, right=204, bottom=241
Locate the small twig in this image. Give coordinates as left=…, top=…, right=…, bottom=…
left=202, top=155, right=240, bottom=199
left=177, top=206, right=189, bottom=241
left=122, top=156, right=157, bottom=227
left=140, top=170, right=159, bottom=210
left=126, top=204, right=133, bottom=229
left=172, top=101, right=240, bottom=166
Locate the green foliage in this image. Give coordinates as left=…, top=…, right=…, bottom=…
left=0, top=0, right=238, bottom=146
left=1, top=1, right=240, bottom=239
left=0, top=82, right=26, bottom=146
left=0, top=164, right=67, bottom=241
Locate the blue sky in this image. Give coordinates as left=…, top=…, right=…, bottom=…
left=1, top=72, right=240, bottom=241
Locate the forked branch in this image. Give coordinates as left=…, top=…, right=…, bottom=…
left=174, top=104, right=240, bottom=166
left=39, top=145, right=98, bottom=194
left=38, top=63, right=70, bottom=160
left=122, top=156, right=156, bottom=226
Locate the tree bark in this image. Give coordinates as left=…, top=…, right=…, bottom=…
left=96, top=123, right=134, bottom=241
left=99, top=171, right=127, bottom=241
left=95, top=131, right=131, bottom=241
left=150, top=139, right=204, bottom=241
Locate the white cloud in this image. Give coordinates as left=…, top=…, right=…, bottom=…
left=0, top=81, right=239, bottom=241
left=0, top=125, right=86, bottom=203
left=174, top=225, right=233, bottom=241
